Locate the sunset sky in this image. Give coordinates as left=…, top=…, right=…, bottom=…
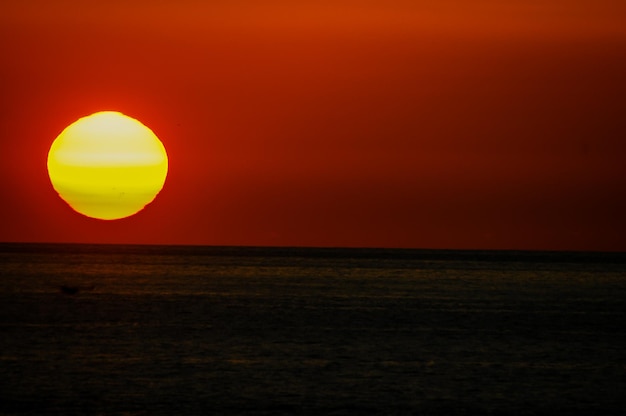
left=1, top=1, right=625, bottom=251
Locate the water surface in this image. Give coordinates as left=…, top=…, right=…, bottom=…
left=1, top=244, right=625, bottom=414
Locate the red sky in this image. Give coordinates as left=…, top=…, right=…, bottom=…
left=1, top=1, right=625, bottom=250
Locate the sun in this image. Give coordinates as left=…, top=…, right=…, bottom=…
left=47, top=111, right=168, bottom=220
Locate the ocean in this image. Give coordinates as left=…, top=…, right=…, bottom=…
left=1, top=243, right=625, bottom=415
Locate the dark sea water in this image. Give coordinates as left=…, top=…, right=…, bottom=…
left=1, top=243, right=626, bottom=415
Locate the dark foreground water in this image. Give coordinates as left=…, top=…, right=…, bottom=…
left=1, top=243, right=626, bottom=415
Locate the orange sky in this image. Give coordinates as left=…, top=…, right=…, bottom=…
left=1, top=1, right=625, bottom=250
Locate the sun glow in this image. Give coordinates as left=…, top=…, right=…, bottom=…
left=47, top=111, right=168, bottom=220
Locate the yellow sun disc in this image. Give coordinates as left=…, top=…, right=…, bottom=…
left=47, top=111, right=168, bottom=220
